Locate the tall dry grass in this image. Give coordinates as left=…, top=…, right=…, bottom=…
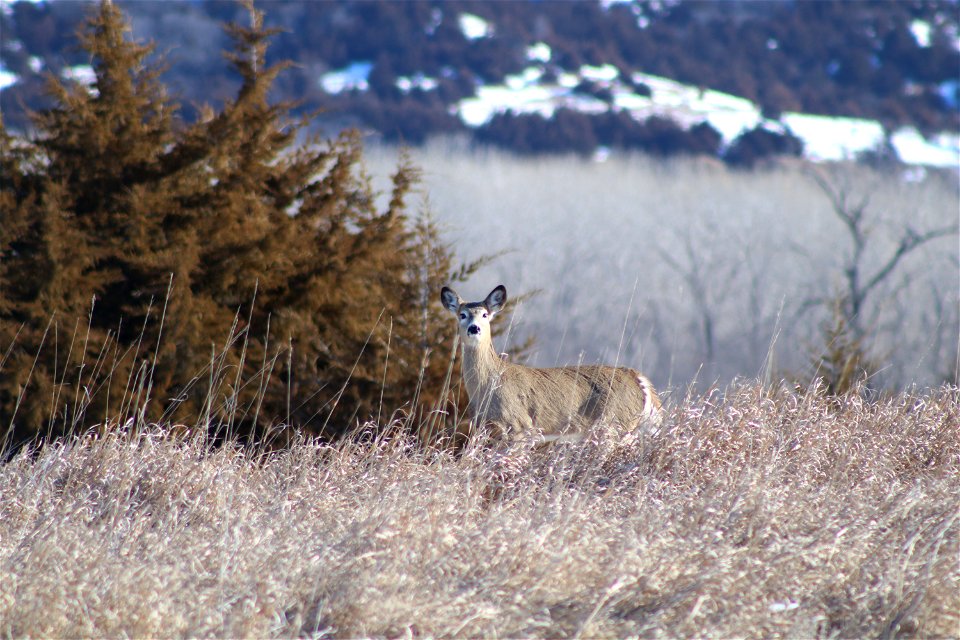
left=1, top=383, right=957, bottom=638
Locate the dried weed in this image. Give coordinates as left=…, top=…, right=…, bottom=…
left=0, top=383, right=957, bottom=638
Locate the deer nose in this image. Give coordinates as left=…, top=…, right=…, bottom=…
left=467, top=325, right=481, bottom=336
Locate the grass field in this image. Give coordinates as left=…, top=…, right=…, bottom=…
left=1, top=382, right=956, bottom=638
left=1, top=145, right=956, bottom=637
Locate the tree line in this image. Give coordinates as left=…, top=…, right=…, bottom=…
left=2, top=0, right=957, bottom=153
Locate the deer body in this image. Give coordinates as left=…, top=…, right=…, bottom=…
left=442, top=285, right=661, bottom=442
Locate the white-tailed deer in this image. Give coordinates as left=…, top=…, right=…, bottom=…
left=441, top=285, right=661, bottom=443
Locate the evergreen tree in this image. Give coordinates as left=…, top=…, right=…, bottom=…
left=0, top=1, right=471, bottom=450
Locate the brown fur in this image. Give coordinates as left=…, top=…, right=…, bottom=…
left=441, top=285, right=661, bottom=442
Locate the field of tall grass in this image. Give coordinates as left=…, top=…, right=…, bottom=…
left=366, top=143, right=959, bottom=390
left=2, top=144, right=956, bottom=637
left=1, top=381, right=957, bottom=637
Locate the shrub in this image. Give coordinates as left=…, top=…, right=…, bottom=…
left=723, top=125, right=804, bottom=167
left=0, top=1, right=469, bottom=450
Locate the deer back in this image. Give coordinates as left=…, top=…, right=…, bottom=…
left=476, top=361, right=659, bottom=438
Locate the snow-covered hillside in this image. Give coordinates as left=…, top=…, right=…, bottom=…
left=3, top=0, right=958, bottom=168
left=319, top=33, right=958, bottom=168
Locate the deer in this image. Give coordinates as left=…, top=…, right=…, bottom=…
left=441, top=284, right=661, bottom=444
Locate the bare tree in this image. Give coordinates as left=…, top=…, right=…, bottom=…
left=805, top=166, right=958, bottom=390
left=655, top=221, right=744, bottom=376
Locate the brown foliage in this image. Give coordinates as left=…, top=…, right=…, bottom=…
left=0, top=1, right=470, bottom=449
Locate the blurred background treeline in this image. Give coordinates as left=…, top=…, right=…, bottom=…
left=2, top=0, right=958, bottom=158
left=0, top=0, right=957, bottom=450
left=362, top=141, right=957, bottom=395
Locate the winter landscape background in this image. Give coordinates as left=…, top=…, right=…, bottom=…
left=2, top=0, right=958, bottom=391
left=366, top=143, right=958, bottom=392
left=3, top=0, right=959, bottom=164
left=1, top=2, right=958, bottom=637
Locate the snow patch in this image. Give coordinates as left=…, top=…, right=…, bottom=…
left=458, top=85, right=561, bottom=127
left=910, top=19, right=932, bottom=47
left=781, top=113, right=885, bottom=162
left=505, top=67, right=544, bottom=90
left=320, top=61, right=372, bottom=94
left=0, top=67, right=16, bottom=90
left=453, top=62, right=958, bottom=168
left=459, top=13, right=492, bottom=40
left=557, top=72, right=580, bottom=89
left=526, top=42, right=551, bottom=63
left=891, top=128, right=959, bottom=167
left=626, top=72, right=762, bottom=141
left=580, top=64, right=619, bottom=83
left=396, top=74, right=438, bottom=93
left=62, top=64, right=96, bottom=87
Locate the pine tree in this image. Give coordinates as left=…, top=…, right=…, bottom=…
left=0, top=1, right=472, bottom=450
left=810, top=297, right=877, bottom=397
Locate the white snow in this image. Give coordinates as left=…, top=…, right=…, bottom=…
left=910, top=19, right=932, bottom=47
left=62, top=64, right=96, bottom=87
left=396, top=74, right=439, bottom=93
left=781, top=113, right=885, bottom=162
left=504, top=67, right=544, bottom=90
left=612, top=89, right=652, bottom=111
left=459, top=13, right=492, bottom=41
left=625, top=72, right=763, bottom=141
left=704, top=111, right=763, bottom=143
left=526, top=42, right=552, bottom=63
left=319, top=61, right=372, bottom=94
left=890, top=128, right=959, bottom=167
left=453, top=62, right=959, bottom=169
left=562, top=93, right=609, bottom=115
left=580, top=64, right=619, bottom=83
left=0, top=67, right=16, bottom=90
left=458, top=85, right=562, bottom=127
left=557, top=72, right=580, bottom=89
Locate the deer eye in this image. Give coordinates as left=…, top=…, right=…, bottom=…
left=459, top=312, right=467, bottom=320
left=482, top=312, right=488, bottom=318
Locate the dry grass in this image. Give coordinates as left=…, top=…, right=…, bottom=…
left=1, top=383, right=958, bottom=638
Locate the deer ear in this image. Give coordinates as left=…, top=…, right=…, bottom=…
left=485, top=285, right=507, bottom=315
left=440, top=287, right=462, bottom=314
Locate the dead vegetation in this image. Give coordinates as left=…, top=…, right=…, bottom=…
left=1, top=383, right=956, bottom=638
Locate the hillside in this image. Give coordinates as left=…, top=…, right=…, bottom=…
left=2, top=0, right=958, bottom=165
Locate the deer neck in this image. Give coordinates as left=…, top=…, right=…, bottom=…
left=459, top=336, right=504, bottom=403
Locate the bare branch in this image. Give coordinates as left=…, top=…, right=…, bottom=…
left=862, top=223, right=959, bottom=299
left=806, top=166, right=871, bottom=232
